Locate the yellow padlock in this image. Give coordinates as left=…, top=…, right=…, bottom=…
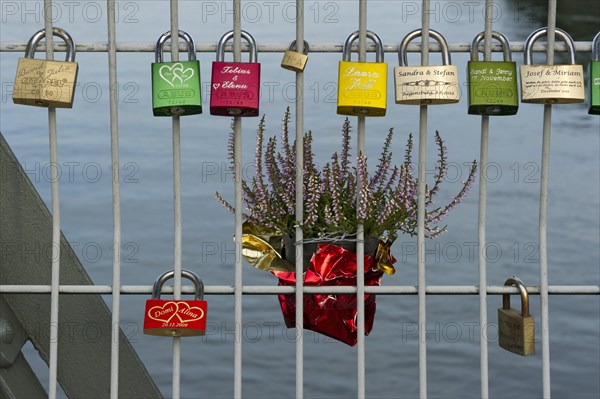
left=394, top=29, right=459, bottom=105
left=520, top=27, right=584, bottom=104
left=337, top=30, right=387, bottom=116
left=13, top=27, right=78, bottom=108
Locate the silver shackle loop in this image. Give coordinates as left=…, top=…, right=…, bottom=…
left=25, top=27, right=76, bottom=62
left=502, top=277, right=530, bottom=317
left=151, top=269, right=204, bottom=300
left=524, top=27, right=576, bottom=65
left=592, top=31, right=600, bottom=62
left=216, top=30, right=258, bottom=63
left=470, top=31, right=512, bottom=62
left=289, top=40, right=310, bottom=55
left=342, top=30, right=384, bottom=63
left=399, top=29, right=451, bottom=67
left=155, top=30, right=196, bottom=63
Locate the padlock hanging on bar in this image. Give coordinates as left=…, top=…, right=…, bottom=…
left=143, top=269, right=208, bottom=337
left=467, top=31, right=518, bottom=116
left=394, top=29, right=460, bottom=105
left=498, top=277, right=535, bottom=356
left=520, top=27, right=585, bottom=104
left=281, top=40, right=309, bottom=72
left=337, top=30, right=388, bottom=116
left=13, top=27, right=78, bottom=108
left=210, top=30, right=261, bottom=117
left=151, top=30, right=202, bottom=117
left=589, top=31, right=600, bottom=115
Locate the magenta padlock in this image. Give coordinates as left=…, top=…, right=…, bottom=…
left=210, top=30, right=260, bottom=116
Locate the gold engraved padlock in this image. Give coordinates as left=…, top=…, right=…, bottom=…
left=281, top=40, right=309, bottom=72
left=498, top=277, right=535, bottom=356
left=394, top=29, right=459, bottom=105
left=13, top=27, right=78, bottom=108
left=520, top=27, right=585, bottom=104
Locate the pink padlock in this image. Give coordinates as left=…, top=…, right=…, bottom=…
left=210, top=30, right=260, bottom=116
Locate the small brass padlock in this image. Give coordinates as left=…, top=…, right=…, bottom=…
left=144, top=269, right=207, bottom=337
left=337, top=30, right=387, bottom=116
left=520, top=27, right=585, bottom=104
left=467, top=31, right=518, bottom=116
left=589, top=32, right=600, bottom=115
left=395, top=29, right=460, bottom=105
left=498, top=277, right=535, bottom=356
left=151, top=30, right=202, bottom=117
left=13, top=27, right=78, bottom=108
left=281, top=40, right=309, bottom=72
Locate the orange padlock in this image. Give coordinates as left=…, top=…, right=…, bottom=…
left=143, top=269, right=207, bottom=337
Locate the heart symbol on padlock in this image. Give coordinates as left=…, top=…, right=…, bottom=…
left=159, top=63, right=195, bottom=87
left=212, top=83, right=221, bottom=90
left=175, top=302, right=205, bottom=323
left=148, top=301, right=179, bottom=322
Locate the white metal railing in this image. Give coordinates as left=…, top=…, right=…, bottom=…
left=1, top=0, right=598, bottom=398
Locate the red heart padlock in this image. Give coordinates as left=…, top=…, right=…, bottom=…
left=144, top=269, right=207, bottom=337
left=210, top=30, right=260, bottom=116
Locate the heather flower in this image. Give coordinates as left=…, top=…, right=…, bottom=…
left=216, top=108, right=478, bottom=241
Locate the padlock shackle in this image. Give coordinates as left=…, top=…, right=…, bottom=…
left=289, top=40, right=310, bottom=55
left=342, top=30, right=384, bottom=63
left=470, top=31, right=512, bottom=62
left=593, top=31, right=600, bottom=62
left=399, top=29, right=451, bottom=67
left=155, top=30, right=196, bottom=63
left=502, top=277, right=529, bottom=317
left=24, top=27, right=76, bottom=62
left=151, top=269, right=204, bottom=300
left=216, top=30, right=258, bottom=63
left=524, top=27, right=576, bottom=65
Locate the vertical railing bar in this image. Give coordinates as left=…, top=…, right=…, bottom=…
left=540, top=1, right=557, bottom=397
left=233, top=1, right=243, bottom=397
left=294, top=0, right=305, bottom=398
left=356, top=1, right=367, bottom=398
left=417, top=1, right=430, bottom=398
left=169, top=1, right=182, bottom=398
left=106, top=0, right=122, bottom=397
left=478, top=1, right=494, bottom=398
left=43, top=0, right=60, bottom=397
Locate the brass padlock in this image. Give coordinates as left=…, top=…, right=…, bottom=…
left=13, top=27, right=78, bottom=108
left=281, top=40, right=309, bottom=72
left=337, top=30, right=387, bottom=116
left=394, top=29, right=459, bottom=105
left=520, top=27, right=585, bottom=104
left=589, top=32, right=600, bottom=115
left=498, top=277, right=535, bottom=356
left=467, top=31, right=518, bottom=115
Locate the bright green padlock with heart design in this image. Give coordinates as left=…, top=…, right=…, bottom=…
left=151, top=30, right=202, bottom=116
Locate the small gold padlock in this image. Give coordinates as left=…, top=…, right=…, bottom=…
left=394, top=29, right=460, bottom=105
left=281, top=40, right=309, bottom=72
left=13, top=27, right=78, bottom=108
left=520, top=27, right=585, bottom=104
left=498, top=277, right=535, bottom=356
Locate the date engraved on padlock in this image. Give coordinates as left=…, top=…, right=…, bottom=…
left=394, top=29, right=460, bottom=105
left=498, top=277, right=535, bottom=356
left=143, top=270, right=207, bottom=337
left=520, top=27, right=585, bottom=104
left=13, top=28, right=78, bottom=108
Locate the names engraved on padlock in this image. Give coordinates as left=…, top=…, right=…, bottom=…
left=470, top=68, right=514, bottom=82
left=282, top=54, right=303, bottom=67
left=221, top=66, right=251, bottom=74
left=521, top=65, right=585, bottom=103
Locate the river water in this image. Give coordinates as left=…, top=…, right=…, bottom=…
left=1, top=1, right=599, bottom=398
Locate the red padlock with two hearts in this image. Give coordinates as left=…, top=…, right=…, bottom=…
left=143, top=269, right=207, bottom=337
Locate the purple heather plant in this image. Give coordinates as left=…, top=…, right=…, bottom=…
left=216, top=108, right=478, bottom=241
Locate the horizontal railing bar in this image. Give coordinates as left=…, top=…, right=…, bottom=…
left=1, top=285, right=598, bottom=295
left=0, top=42, right=593, bottom=53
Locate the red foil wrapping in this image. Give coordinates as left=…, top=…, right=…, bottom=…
left=272, top=243, right=384, bottom=346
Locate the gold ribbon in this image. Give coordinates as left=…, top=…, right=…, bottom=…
left=241, top=221, right=396, bottom=274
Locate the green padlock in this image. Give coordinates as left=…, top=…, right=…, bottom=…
left=468, top=31, right=518, bottom=116
left=152, top=30, right=201, bottom=117
left=589, top=32, right=600, bottom=115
